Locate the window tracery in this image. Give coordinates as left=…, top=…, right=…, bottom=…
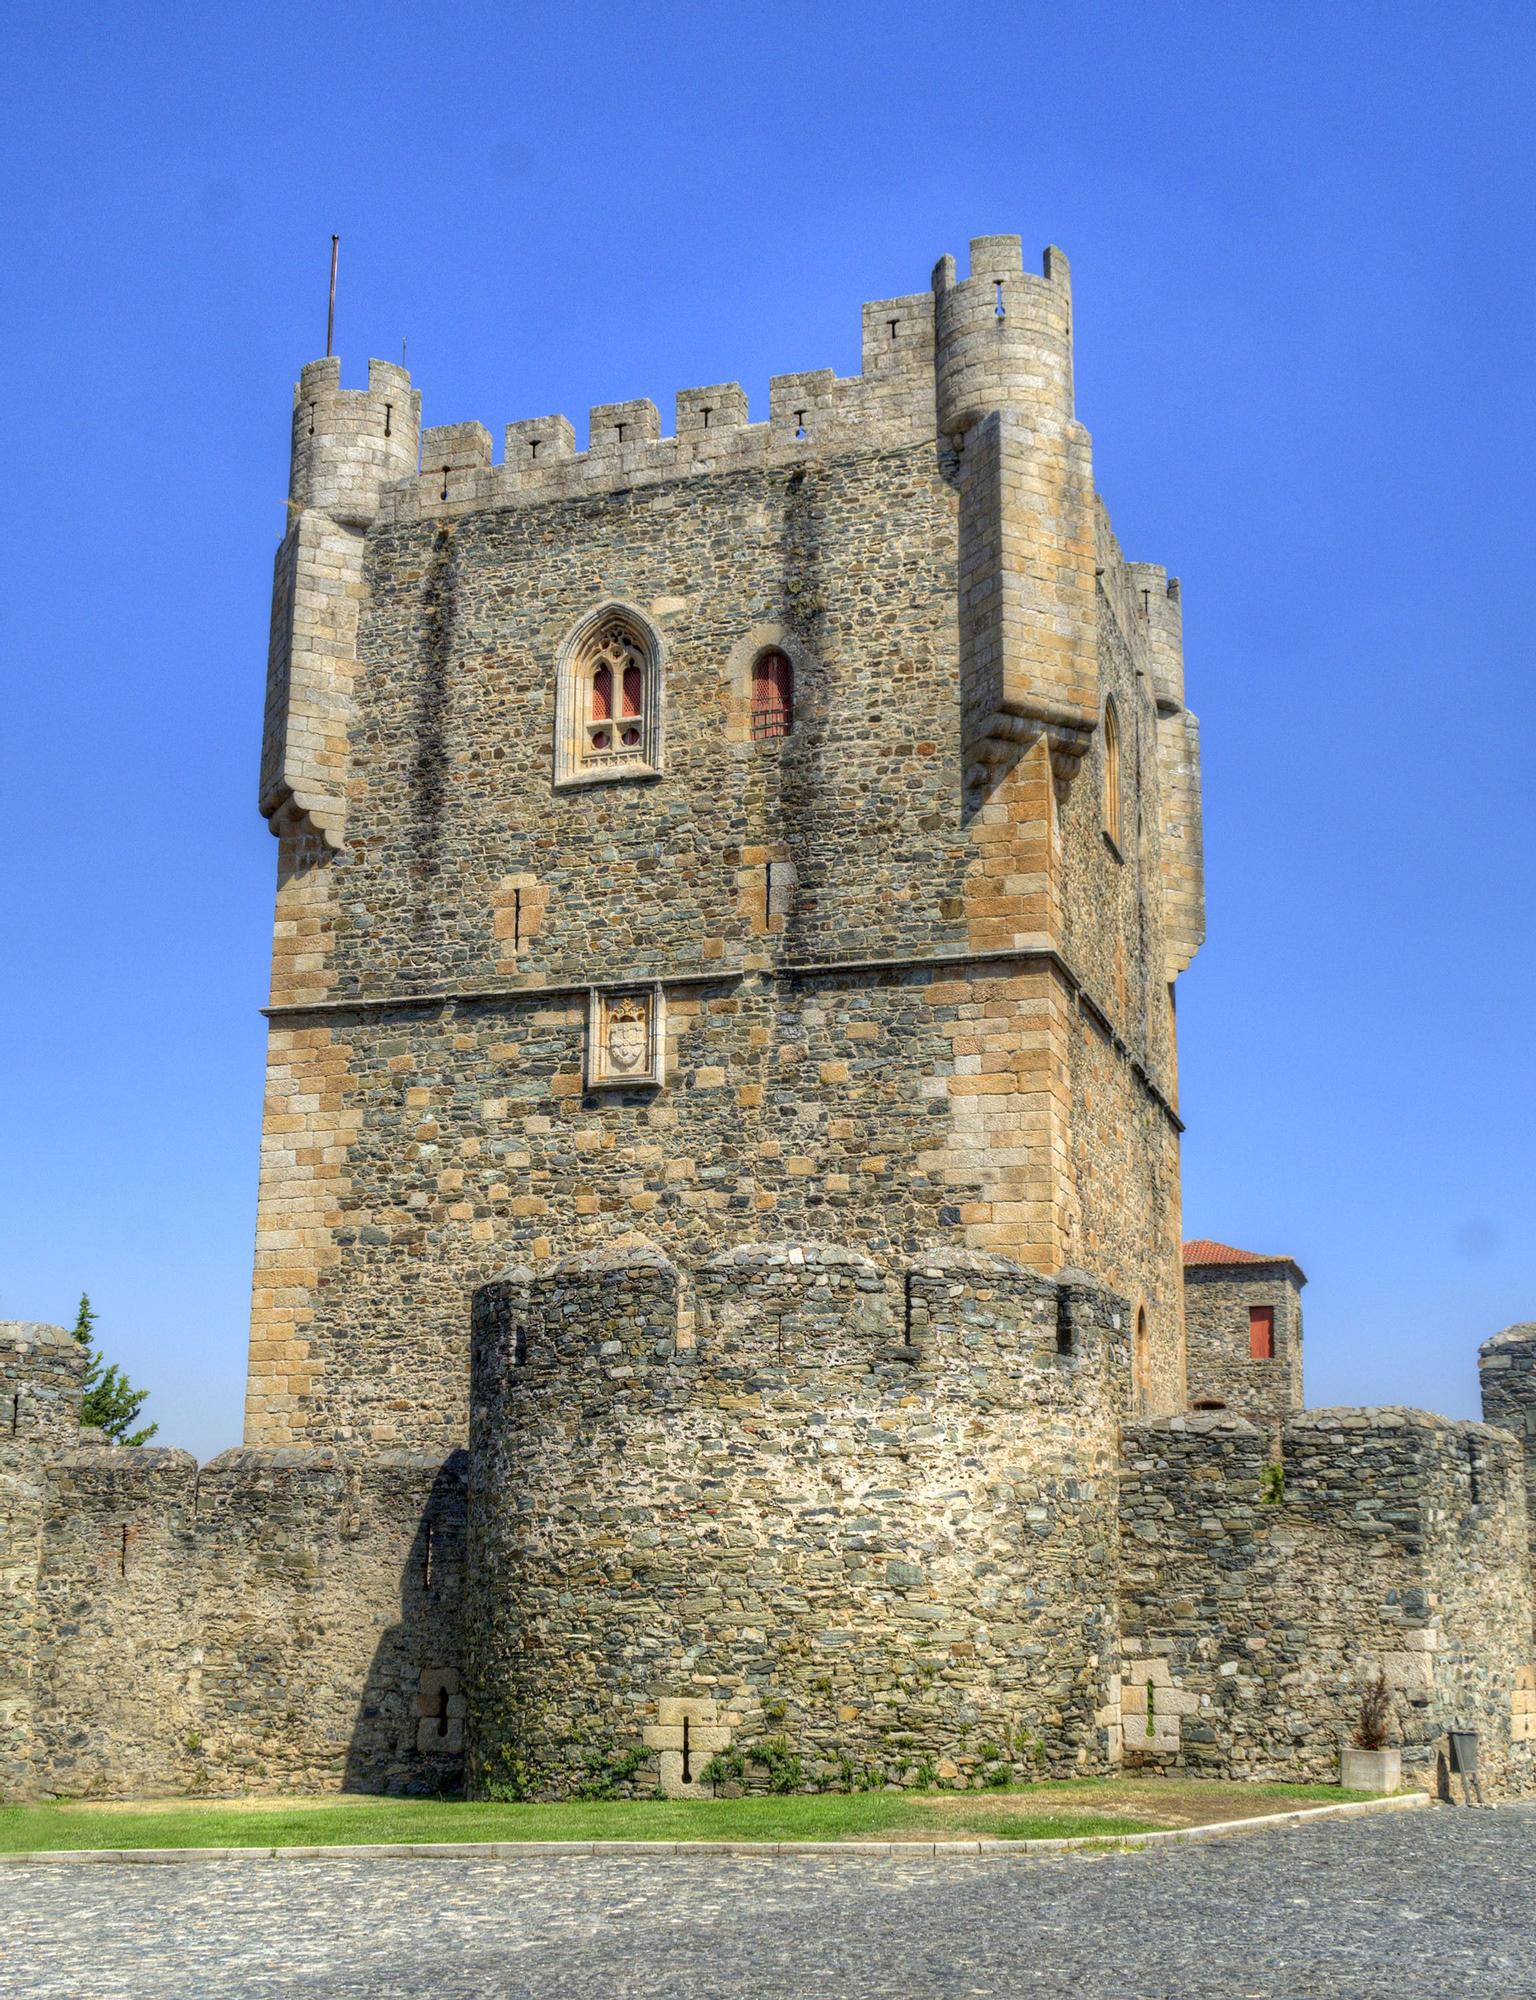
left=580, top=618, right=650, bottom=766
left=554, top=606, right=663, bottom=787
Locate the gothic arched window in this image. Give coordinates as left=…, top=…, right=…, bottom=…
left=555, top=606, right=663, bottom=787
left=750, top=648, right=794, bottom=741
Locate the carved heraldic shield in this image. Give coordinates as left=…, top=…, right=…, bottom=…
left=607, top=998, right=648, bottom=1074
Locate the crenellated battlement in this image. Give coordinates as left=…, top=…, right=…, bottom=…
left=331, top=239, right=1062, bottom=527
left=376, top=351, right=939, bottom=527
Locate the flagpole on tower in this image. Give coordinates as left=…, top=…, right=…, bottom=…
left=326, top=235, right=340, bottom=357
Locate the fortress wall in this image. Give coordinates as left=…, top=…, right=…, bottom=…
left=189, top=1451, right=466, bottom=1797
left=466, top=1247, right=1129, bottom=1800
left=16, top=1439, right=466, bottom=1801
left=1119, top=1410, right=1536, bottom=1794
left=1, top=1325, right=87, bottom=1797
left=31, top=1448, right=203, bottom=1798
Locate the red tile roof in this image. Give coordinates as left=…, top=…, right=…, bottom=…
left=1183, top=1239, right=1306, bottom=1282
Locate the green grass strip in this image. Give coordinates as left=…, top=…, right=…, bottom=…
left=0, top=1779, right=1383, bottom=1856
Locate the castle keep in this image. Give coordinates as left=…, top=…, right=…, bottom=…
left=3, top=234, right=1534, bottom=1805
left=250, top=231, right=1198, bottom=1451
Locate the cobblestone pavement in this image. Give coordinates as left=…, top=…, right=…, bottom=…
left=2, top=1805, right=1533, bottom=1999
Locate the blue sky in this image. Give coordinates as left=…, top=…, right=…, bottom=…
left=2, top=1, right=1531, bottom=1457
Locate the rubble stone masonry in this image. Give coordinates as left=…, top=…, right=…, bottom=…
left=1119, top=1409, right=1535, bottom=1795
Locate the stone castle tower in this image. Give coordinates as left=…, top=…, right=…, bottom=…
left=249, top=233, right=1205, bottom=1452
left=4, top=232, right=1534, bottom=1808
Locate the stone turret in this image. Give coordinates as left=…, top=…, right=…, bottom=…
left=261, top=357, right=422, bottom=851
left=932, top=235, right=1075, bottom=434
left=932, top=237, right=1098, bottom=774
left=287, top=355, right=421, bottom=528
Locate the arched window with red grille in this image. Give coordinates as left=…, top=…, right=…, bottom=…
left=751, top=649, right=793, bottom=742
left=555, top=605, right=664, bottom=786
left=579, top=618, right=650, bottom=764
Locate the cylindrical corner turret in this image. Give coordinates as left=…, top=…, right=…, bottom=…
left=462, top=1246, right=1129, bottom=1801
left=932, top=235, right=1074, bottom=437
left=936, top=236, right=1097, bottom=764
left=289, top=356, right=421, bottom=527
left=1127, top=564, right=1186, bottom=714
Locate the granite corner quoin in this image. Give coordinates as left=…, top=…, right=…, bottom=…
left=2, top=234, right=1532, bottom=1806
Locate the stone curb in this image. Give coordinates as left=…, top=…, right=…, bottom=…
left=0, top=1791, right=1429, bottom=1866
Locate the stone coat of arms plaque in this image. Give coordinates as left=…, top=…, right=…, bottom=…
left=586, top=985, right=665, bottom=1089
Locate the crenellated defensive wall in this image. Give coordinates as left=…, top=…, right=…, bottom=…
left=5, top=1294, right=1536, bottom=1803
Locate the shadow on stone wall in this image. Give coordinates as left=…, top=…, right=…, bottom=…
left=343, top=1450, right=468, bottom=1795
